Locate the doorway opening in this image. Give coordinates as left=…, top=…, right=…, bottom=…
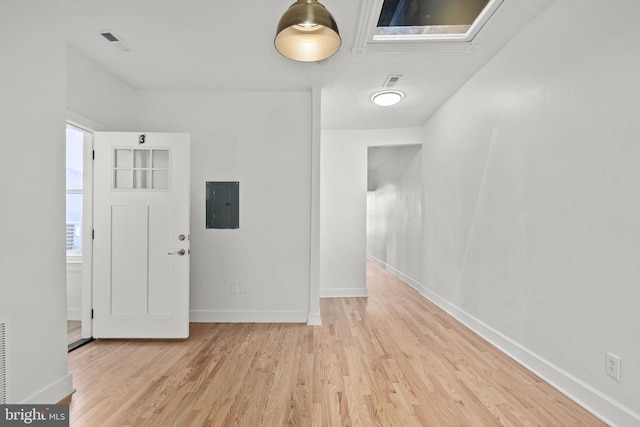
left=366, top=144, right=423, bottom=291
left=65, top=122, right=94, bottom=351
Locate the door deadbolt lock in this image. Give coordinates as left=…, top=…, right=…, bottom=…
left=178, top=234, right=186, bottom=241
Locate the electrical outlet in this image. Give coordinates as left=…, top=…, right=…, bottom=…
left=605, top=352, right=621, bottom=381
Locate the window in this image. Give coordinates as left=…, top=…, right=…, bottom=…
left=113, top=148, right=170, bottom=190
left=352, top=0, right=504, bottom=52
left=66, top=125, right=84, bottom=257
left=376, top=0, right=492, bottom=38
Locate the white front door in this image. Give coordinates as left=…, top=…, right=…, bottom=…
left=93, top=132, right=190, bottom=338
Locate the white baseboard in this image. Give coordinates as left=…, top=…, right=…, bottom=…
left=367, top=255, right=422, bottom=291
left=319, top=288, right=368, bottom=298
left=307, top=312, right=322, bottom=326
left=419, top=286, right=640, bottom=427
left=190, top=310, right=308, bottom=323
left=20, top=373, right=74, bottom=404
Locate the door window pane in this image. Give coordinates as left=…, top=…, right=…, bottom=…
left=113, top=148, right=170, bottom=191
left=115, top=149, right=132, bottom=168
left=134, top=170, right=151, bottom=189
left=115, top=170, right=133, bottom=189
left=153, top=150, right=169, bottom=168
left=152, top=170, right=169, bottom=189
left=134, top=150, right=151, bottom=168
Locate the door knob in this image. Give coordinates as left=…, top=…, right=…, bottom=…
left=168, top=249, right=186, bottom=256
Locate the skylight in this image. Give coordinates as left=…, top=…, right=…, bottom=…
left=373, top=0, right=500, bottom=42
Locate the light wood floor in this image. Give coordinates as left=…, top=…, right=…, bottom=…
left=67, top=262, right=605, bottom=426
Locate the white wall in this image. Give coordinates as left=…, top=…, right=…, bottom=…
left=66, top=263, right=82, bottom=320
left=132, top=90, right=313, bottom=322
left=0, top=0, right=73, bottom=403
left=67, top=48, right=135, bottom=130
left=67, top=56, right=313, bottom=322
left=421, top=0, right=640, bottom=424
left=320, top=128, right=422, bottom=297
left=367, top=145, right=422, bottom=289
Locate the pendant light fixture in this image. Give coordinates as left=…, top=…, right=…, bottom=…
left=275, top=0, right=341, bottom=62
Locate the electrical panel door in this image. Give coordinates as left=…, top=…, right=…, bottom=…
left=206, top=181, right=239, bottom=229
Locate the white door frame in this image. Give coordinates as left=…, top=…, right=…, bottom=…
left=67, top=120, right=94, bottom=339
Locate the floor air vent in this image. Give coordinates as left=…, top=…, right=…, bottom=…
left=0, top=320, right=5, bottom=404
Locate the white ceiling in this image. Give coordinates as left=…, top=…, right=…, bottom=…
left=65, top=0, right=551, bottom=129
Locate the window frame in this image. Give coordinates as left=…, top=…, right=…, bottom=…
left=65, top=123, right=93, bottom=262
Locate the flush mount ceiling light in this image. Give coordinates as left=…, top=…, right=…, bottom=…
left=274, top=0, right=341, bottom=62
left=371, top=90, right=404, bottom=106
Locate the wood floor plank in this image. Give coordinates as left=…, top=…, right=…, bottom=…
left=67, top=261, right=606, bottom=426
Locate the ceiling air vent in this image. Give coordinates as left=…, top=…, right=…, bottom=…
left=99, top=30, right=131, bottom=52
left=383, top=75, right=402, bottom=88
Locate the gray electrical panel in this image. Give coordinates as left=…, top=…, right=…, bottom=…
left=206, top=181, right=239, bottom=229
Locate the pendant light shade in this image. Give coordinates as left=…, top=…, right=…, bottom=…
left=275, top=0, right=341, bottom=62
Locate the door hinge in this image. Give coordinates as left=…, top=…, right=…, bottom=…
left=92, top=229, right=95, bottom=240
left=92, top=150, right=95, bottom=160
left=91, top=309, right=94, bottom=319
